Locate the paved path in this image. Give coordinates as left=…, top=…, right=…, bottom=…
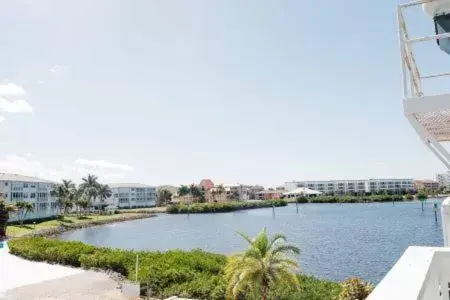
left=4, top=271, right=129, bottom=300
left=0, top=241, right=131, bottom=300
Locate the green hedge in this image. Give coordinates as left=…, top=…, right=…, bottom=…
left=167, top=200, right=287, bottom=214
left=417, top=192, right=428, bottom=200
left=297, top=194, right=404, bottom=204
left=8, top=237, right=341, bottom=300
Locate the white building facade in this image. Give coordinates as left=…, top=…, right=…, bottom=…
left=436, top=171, right=450, bottom=188
left=285, top=179, right=415, bottom=195
left=107, top=183, right=156, bottom=208
left=0, top=173, right=58, bottom=221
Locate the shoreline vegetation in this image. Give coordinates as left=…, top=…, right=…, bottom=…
left=8, top=236, right=350, bottom=300
left=166, top=200, right=287, bottom=214
left=6, top=213, right=155, bottom=238
left=293, top=194, right=411, bottom=204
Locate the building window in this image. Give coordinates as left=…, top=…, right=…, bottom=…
left=30, top=193, right=36, bottom=198
left=4, top=182, right=8, bottom=186
left=30, top=184, right=36, bottom=188
left=23, top=183, right=28, bottom=188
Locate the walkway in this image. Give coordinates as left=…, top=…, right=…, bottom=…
left=0, top=241, right=131, bottom=299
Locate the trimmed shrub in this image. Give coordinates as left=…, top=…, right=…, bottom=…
left=417, top=192, right=428, bottom=200
left=339, top=277, right=374, bottom=300
left=296, top=196, right=308, bottom=203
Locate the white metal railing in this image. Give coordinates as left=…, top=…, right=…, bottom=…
left=398, top=0, right=450, bottom=169
left=368, top=197, right=450, bottom=300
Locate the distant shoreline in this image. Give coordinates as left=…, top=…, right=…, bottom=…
left=7, top=213, right=156, bottom=239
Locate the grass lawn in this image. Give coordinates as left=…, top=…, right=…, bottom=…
left=6, top=213, right=147, bottom=238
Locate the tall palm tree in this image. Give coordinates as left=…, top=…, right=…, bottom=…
left=15, top=201, right=34, bottom=225
left=80, top=174, right=100, bottom=209
left=52, top=179, right=77, bottom=215
left=224, top=228, right=300, bottom=300
left=62, top=179, right=76, bottom=193
left=97, top=184, right=112, bottom=211
left=51, top=184, right=67, bottom=215
left=0, top=197, right=16, bottom=238
left=157, top=189, right=172, bottom=206
left=189, top=184, right=205, bottom=203
left=216, top=184, right=226, bottom=202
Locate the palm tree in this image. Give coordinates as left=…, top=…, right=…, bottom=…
left=178, top=185, right=190, bottom=197
left=15, top=201, right=34, bottom=225
left=75, top=197, right=90, bottom=216
left=216, top=184, right=226, bottom=202
left=80, top=174, right=100, bottom=210
left=62, top=179, right=76, bottom=191
left=189, top=184, right=205, bottom=203
left=157, top=189, right=172, bottom=206
left=52, top=179, right=77, bottom=216
left=97, top=184, right=112, bottom=211
left=0, top=197, right=16, bottom=238
left=224, top=228, right=300, bottom=300
left=51, top=184, right=67, bottom=215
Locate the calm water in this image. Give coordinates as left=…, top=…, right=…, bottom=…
left=59, top=201, right=443, bottom=283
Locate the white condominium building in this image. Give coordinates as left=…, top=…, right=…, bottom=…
left=0, top=173, right=58, bottom=221
left=436, top=171, right=450, bottom=188
left=107, top=183, right=157, bottom=208
left=285, top=178, right=414, bottom=194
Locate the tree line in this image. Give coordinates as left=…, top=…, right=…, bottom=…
left=159, top=184, right=240, bottom=205
left=51, top=174, right=112, bottom=216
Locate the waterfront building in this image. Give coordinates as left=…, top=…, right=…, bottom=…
left=106, top=183, right=157, bottom=208
left=285, top=178, right=414, bottom=195
left=282, top=187, right=322, bottom=198
left=436, top=171, right=450, bottom=188
left=413, top=180, right=440, bottom=191
left=0, top=173, right=58, bottom=221
left=222, top=184, right=264, bottom=200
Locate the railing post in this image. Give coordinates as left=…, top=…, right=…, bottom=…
left=441, top=197, right=450, bottom=247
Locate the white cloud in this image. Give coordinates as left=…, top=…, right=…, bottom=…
left=0, top=97, right=33, bottom=113
left=37, top=80, right=45, bottom=85
left=49, top=64, right=67, bottom=73
left=0, top=116, right=5, bottom=122
left=0, top=154, right=59, bottom=180
left=0, top=83, right=27, bottom=97
left=0, top=155, right=135, bottom=183
left=75, top=158, right=134, bottom=171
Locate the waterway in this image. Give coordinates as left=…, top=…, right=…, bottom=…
left=59, top=200, right=443, bottom=283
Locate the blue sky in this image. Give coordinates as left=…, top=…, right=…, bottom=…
left=0, top=0, right=447, bottom=186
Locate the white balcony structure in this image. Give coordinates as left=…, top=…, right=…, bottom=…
left=399, top=0, right=450, bottom=168
left=368, top=0, right=450, bottom=299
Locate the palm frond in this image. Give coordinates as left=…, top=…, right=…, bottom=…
left=269, top=233, right=287, bottom=248
left=236, top=230, right=254, bottom=245
left=270, top=244, right=300, bottom=256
